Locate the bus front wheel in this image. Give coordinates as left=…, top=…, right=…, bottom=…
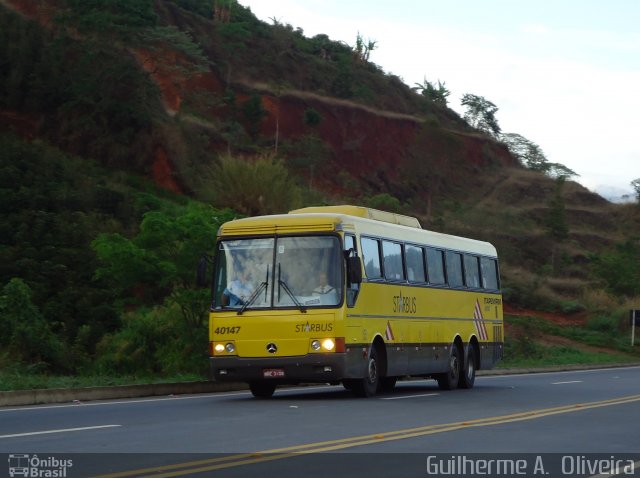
left=436, top=345, right=461, bottom=390
left=353, top=346, right=380, bottom=397
left=249, top=381, right=276, bottom=398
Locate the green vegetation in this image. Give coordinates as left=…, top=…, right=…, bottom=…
left=0, top=370, right=204, bottom=392
left=413, top=78, right=450, bottom=107
left=461, top=93, right=501, bottom=138
left=204, top=154, right=302, bottom=215
left=1, top=0, right=640, bottom=393
left=590, top=239, right=640, bottom=297
left=0, top=133, right=233, bottom=383
left=501, top=313, right=638, bottom=368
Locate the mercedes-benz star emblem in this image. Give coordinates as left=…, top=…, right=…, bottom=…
left=266, top=343, right=277, bottom=354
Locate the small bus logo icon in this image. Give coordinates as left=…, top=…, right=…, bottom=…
left=8, top=454, right=30, bottom=477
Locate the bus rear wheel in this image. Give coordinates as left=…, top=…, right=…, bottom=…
left=249, top=381, right=276, bottom=398
left=459, top=345, right=477, bottom=389
left=352, top=346, right=380, bottom=397
left=436, top=345, right=461, bottom=390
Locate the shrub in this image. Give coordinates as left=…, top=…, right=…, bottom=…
left=0, top=278, right=64, bottom=371
left=95, top=304, right=208, bottom=376
left=586, top=315, right=618, bottom=334
left=364, top=193, right=404, bottom=214
left=303, top=108, right=322, bottom=126
left=207, top=153, right=301, bottom=215
left=590, top=240, right=640, bottom=297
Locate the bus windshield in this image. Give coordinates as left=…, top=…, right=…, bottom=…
left=213, top=235, right=343, bottom=310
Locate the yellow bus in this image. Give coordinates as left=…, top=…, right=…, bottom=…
left=205, top=205, right=503, bottom=398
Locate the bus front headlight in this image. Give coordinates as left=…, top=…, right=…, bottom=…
left=321, top=339, right=335, bottom=351
left=213, top=341, right=236, bottom=355
left=311, top=340, right=321, bottom=351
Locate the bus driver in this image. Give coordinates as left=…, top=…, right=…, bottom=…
left=222, top=267, right=254, bottom=306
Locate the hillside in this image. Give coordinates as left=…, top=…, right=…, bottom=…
left=1, top=0, right=639, bottom=383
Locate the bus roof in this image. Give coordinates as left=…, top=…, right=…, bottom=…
left=289, top=205, right=422, bottom=228
left=218, top=206, right=497, bottom=257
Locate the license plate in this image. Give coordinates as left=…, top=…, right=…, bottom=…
left=263, top=368, right=285, bottom=378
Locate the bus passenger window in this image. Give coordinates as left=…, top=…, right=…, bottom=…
left=361, top=237, right=382, bottom=279
left=481, top=257, right=499, bottom=290
left=426, top=248, right=445, bottom=285
left=382, top=241, right=404, bottom=281
left=406, top=245, right=426, bottom=282
left=464, top=254, right=481, bottom=288
left=446, top=251, right=464, bottom=287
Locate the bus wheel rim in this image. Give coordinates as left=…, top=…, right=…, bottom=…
left=368, top=358, right=377, bottom=383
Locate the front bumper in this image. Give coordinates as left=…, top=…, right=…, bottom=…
left=210, top=353, right=349, bottom=384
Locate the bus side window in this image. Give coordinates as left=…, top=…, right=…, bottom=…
left=361, top=237, right=382, bottom=279
left=382, top=240, right=405, bottom=281
left=426, top=247, right=446, bottom=285
left=406, top=245, right=426, bottom=283
left=464, top=254, right=481, bottom=288
left=480, top=257, right=499, bottom=290
left=445, top=251, right=464, bottom=288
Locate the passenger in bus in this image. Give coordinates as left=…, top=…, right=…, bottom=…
left=222, top=268, right=254, bottom=306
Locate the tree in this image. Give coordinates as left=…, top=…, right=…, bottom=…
left=242, top=93, right=266, bottom=139
left=547, top=162, right=578, bottom=181
left=461, top=93, right=501, bottom=138
left=631, top=178, right=640, bottom=204
left=206, top=153, right=301, bottom=216
left=0, top=278, right=63, bottom=369
left=413, top=78, right=450, bottom=107
left=352, top=32, right=377, bottom=62
left=59, top=0, right=158, bottom=39
left=501, top=133, right=578, bottom=180
left=213, top=0, right=233, bottom=23
left=501, top=133, right=548, bottom=170
left=92, top=202, right=234, bottom=328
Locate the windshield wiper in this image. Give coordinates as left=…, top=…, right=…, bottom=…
left=238, top=266, right=269, bottom=315
left=278, top=279, right=307, bottom=313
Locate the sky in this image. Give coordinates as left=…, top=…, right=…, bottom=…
left=237, top=0, right=640, bottom=200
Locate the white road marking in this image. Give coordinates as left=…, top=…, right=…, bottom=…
left=479, top=365, right=640, bottom=380
left=551, top=380, right=583, bottom=385
left=0, top=424, right=121, bottom=438
left=381, top=393, right=439, bottom=400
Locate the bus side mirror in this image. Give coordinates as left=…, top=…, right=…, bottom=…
left=347, top=256, right=362, bottom=285
left=196, top=256, right=208, bottom=288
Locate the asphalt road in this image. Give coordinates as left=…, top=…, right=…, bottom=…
left=2, top=366, right=640, bottom=477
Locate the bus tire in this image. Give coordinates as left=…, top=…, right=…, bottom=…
left=436, top=345, right=461, bottom=391
left=459, top=344, right=477, bottom=389
left=249, top=381, right=276, bottom=398
left=352, top=346, right=380, bottom=397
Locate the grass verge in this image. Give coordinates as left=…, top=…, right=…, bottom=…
left=501, top=313, right=640, bottom=368
left=0, top=372, right=207, bottom=392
